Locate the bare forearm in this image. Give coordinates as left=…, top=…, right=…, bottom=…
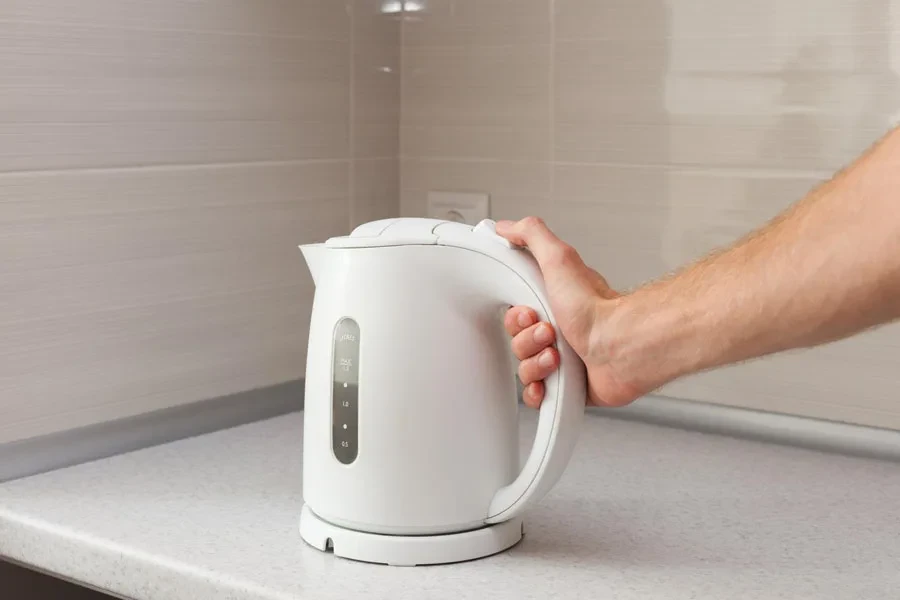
left=611, top=126, right=900, bottom=386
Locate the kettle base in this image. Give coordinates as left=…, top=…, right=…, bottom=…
left=298, top=504, right=524, bottom=566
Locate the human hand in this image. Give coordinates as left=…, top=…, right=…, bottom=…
left=495, top=217, right=645, bottom=409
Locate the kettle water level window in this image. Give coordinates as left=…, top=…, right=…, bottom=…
left=332, top=318, right=360, bottom=464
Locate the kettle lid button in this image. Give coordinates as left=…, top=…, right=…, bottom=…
left=473, top=219, right=515, bottom=249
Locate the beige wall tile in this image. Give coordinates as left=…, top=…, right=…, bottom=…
left=1, top=0, right=401, bottom=445
left=354, top=123, right=400, bottom=159
left=400, top=187, right=424, bottom=218
left=401, top=124, right=549, bottom=162
left=553, top=37, right=670, bottom=125
left=554, top=3, right=899, bottom=172
left=354, top=0, right=401, bottom=130
left=354, top=48, right=401, bottom=129
left=0, top=121, right=351, bottom=172
left=1, top=249, right=305, bottom=325
left=555, top=0, right=672, bottom=41
left=2, top=196, right=346, bottom=273
left=400, top=159, right=551, bottom=195
left=556, top=116, right=891, bottom=172
left=0, top=162, right=348, bottom=223
left=401, top=40, right=550, bottom=165
left=403, top=43, right=548, bottom=88
left=402, top=0, right=549, bottom=47
left=0, top=285, right=313, bottom=443
left=353, top=158, right=399, bottom=226
left=553, top=163, right=817, bottom=213
left=1, top=21, right=351, bottom=170
left=354, top=0, right=402, bottom=45
left=401, top=158, right=550, bottom=216
left=403, top=44, right=550, bottom=129
left=7, top=0, right=352, bottom=39
left=483, top=196, right=554, bottom=224
left=1, top=163, right=349, bottom=272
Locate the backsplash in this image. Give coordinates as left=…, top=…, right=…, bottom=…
left=400, top=0, right=900, bottom=429
left=4, top=0, right=898, bottom=445
left=0, top=1, right=399, bottom=444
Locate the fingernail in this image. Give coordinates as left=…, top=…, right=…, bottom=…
left=539, top=350, right=555, bottom=368
left=517, top=311, right=532, bottom=327
left=533, top=323, right=551, bottom=343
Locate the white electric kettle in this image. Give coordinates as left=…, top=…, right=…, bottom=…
left=297, top=217, right=586, bottom=566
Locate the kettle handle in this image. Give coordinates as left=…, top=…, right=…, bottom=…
left=447, top=220, right=587, bottom=524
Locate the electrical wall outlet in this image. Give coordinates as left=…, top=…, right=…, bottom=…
left=426, top=191, right=490, bottom=225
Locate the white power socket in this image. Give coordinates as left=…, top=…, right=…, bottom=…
left=426, top=191, right=490, bottom=225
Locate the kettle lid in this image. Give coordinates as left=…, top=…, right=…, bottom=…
left=324, top=217, right=455, bottom=248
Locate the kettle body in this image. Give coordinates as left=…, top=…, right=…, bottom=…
left=299, top=218, right=586, bottom=538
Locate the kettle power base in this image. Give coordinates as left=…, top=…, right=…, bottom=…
left=298, top=504, right=524, bottom=567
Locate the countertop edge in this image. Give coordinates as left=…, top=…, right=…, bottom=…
left=0, top=509, right=283, bottom=600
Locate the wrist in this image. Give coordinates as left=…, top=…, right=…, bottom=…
left=600, top=283, right=706, bottom=393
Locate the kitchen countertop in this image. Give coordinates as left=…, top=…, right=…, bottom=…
left=1, top=409, right=900, bottom=600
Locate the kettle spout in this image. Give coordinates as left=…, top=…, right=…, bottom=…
left=299, top=243, right=327, bottom=286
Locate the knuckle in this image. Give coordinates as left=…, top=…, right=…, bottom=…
left=548, top=242, right=577, bottom=266
left=548, top=245, right=566, bottom=264
left=520, top=216, right=545, bottom=231
left=560, top=243, right=579, bottom=261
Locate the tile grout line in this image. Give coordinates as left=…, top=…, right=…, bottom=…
left=0, top=158, right=355, bottom=178
left=393, top=155, right=834, bottom=179
left=0, top=17, right=352, bottom=42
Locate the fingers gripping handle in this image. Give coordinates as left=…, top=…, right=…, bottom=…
left=433, top=218, right=587, bottom=522
left=484, top=250, right=587, bottom=523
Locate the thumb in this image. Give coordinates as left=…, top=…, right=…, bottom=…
left=495, top=217, right=579, bottom=274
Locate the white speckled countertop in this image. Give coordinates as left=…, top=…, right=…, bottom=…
left=1, top=410, right=900, bottom=600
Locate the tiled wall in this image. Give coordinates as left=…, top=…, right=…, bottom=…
left=6, top=0, right=898, bottom=444
left=1, top=1, right=400, bottom=444
left=400, top=0, right=900, bottom=429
